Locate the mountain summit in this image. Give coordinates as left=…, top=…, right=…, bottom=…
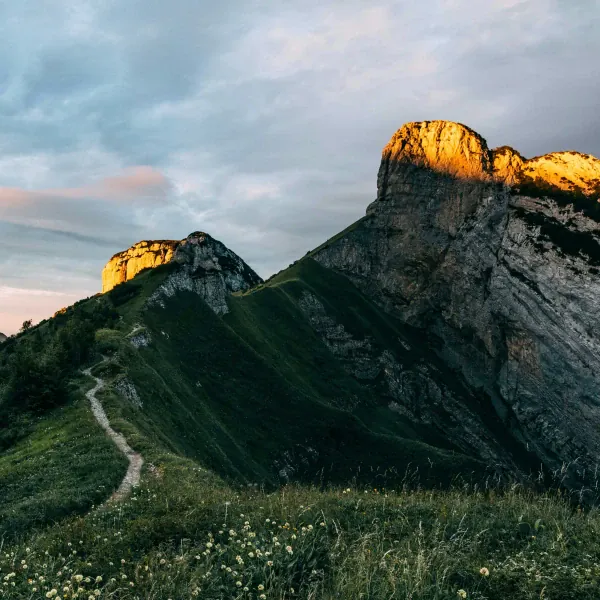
left=102, top=231, right=262, bottom=296
left=379, top=120, right=600, bottom=194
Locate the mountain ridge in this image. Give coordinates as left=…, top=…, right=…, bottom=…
left=3, top=119, right=600, bottom=544
left=89, top=119, right=600, bottom=497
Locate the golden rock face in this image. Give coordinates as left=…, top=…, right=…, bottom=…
left=101, top=240, right=180, bottom=293
left=521, top=151, right=600, bottom=194
left=492, top=146, right=525, bottom=185
left=382, top=120, right=492, bottom=180
left=383, top=120, right=600, bottom=193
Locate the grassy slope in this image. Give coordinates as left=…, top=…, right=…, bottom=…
left=0, top=379, right=126, bottom=538
left=1, top=457, right=599, bottom=600
left=111, top=258, right=485, bottom=492
left=0, top=267, right=170, bottom=539
left=2, top=255, right=600, bottom=598
left=228, top=259, right=462, bottom=448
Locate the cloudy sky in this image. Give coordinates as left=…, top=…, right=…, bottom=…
left=1, top=0, right=599, bottom=334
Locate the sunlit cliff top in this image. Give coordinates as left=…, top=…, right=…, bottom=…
left=383, top=120, right=600, bottom=193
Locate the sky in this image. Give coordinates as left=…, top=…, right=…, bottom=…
left=1, top=0, right=599, bottom=335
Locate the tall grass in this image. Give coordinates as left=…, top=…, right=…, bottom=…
left=1, top=455, right=599, bottom=599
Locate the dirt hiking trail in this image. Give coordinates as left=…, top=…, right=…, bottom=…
left=83, top=360, right=143, bottom=503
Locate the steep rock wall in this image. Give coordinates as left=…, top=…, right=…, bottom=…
left=102, top=240, right=180, bottom=293
left=146, top=232, right=262, bottom=315
left=313, top=120, right=600, bottom=493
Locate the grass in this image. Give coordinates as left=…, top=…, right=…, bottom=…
left=1, top=457, right=599, bottom=599
left=0, top=379, right=126, bottom=539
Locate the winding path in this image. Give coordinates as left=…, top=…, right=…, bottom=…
left=83, top=361, right=144, bottom=503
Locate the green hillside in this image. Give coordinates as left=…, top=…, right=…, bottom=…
left=0, top=254, right=488, bottom=537
left=1, top=254, right=598, bottom=598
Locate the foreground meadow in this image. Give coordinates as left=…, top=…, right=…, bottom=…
left=1, top=454, right=599, bottom=600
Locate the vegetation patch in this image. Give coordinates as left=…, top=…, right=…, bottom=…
left=0, top=394, right=126, bottom=539
left=1, top=460, right=599, bottom=599
left=513, top=174, right=600, bottom=220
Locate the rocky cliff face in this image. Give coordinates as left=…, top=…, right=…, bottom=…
left=148, top=231, right=262, bottom=314
left=492, top=146, right=525, bottom=185
left=521, top=151, right=600, bottom=194
left=106, top=232, right=262, bottom=315
left=0, top=333, right=6, bottom=344
left=297, top=288, right=522, bottom=473
left=381, top=121, right=493, bottom=180
left=102, top=240, right=180, bottom=292
left=377, top=120, right=600, bottom=193
left=314, top=120, right=600, bottom=494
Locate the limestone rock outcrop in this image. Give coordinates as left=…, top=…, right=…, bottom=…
left=521, top=151, right=600, bottom=194
left=102, top=240, right=179, bottom=293
left=378, top=120, right=600, bottom=196
left=380, top=121, right=493, bottom=181
left=104, top=232, right=262, bottom=315
left=148, top=231, right=262, bottom=315
left=492, top=146, right=525, bottom=184
left=313, top=120, right=600, bottom=495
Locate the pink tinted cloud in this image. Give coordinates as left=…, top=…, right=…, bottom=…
left=97, top=166, right=170, bottom=199
left=0, top=166, right=170, bottom=207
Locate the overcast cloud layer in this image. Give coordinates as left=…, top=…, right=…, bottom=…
left=1, top=0, right=599, bottom=334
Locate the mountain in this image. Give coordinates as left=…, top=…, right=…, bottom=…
left=0, top=220, right=495, bottom=535
left=0, top=333, right=6, bottom=343
left=313, top=119, right=600, bottom=494
left=2, top=119, right=600, bottom=599
left=4, top=120, right=600, bottom=505
left=3, top=121, right=600, bottom=503
left=95, top=233, right=491, bottom=488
